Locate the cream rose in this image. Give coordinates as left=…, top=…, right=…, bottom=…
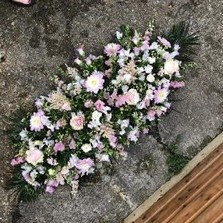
left=70, top=114, right=85, bottom=130
left=164, top=59, right=180, bottom=75
left=26, top=149, right=44, bottom=166
left=81, top=144, right=92, bottom=153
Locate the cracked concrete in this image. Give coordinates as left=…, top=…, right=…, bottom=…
left=0, top=0, right=223, bottom=222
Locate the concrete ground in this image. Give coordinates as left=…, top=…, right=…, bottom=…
left=0, top=0, right=222, bottom=222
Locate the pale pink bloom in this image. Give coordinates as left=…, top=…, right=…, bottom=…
left=141, top=40, right=150, bottom=51
left=85, top=71, right=104, bottom=94
left=127, top=127, right=139, bottom=142
left=11, top=156, right=24, bottom=166
left=154, top=88, right=169, bottom=104
left=68, top=154, right=79, bottom=168
left=124, top=89, right=140, bottom=105
left=75, top=158, right=94, bottom=176
left=147, top=110, right=156, bottom=121
left=45, top=179, right=59, bottom=194
left=76, top=47, right=85, bottom=57
left=143, top=128, right=149, bottom=134
left=70, top=113, right=85, bottom=130
left=69, top=139, right=76, bottom=149
left=108, top=135, right=117, bottom=148
left=170, top=81, right=185, bottom=88
left=94, top=99, right=105, bottom=112
left=74, top=58, right=82, bottom=65
left=13, top=0, right=31, bottom=4
left=84, top=99, right=93, bottom=108
left=115, top=95, right=126, bottom=107
left=47, top=157, right=58, bottom=166
left=54, top=142, right=65, bottom=152
left=133, top=47, right=140, bottom=56
left=158, top=36, right=171, bottom=48
left=105, top=59, right=112, bottom=66
left=96, top=153, right=110, bottom=162
left=104, top=43, right=121, bottom=57
left=26, top=149, right=44, bottom=166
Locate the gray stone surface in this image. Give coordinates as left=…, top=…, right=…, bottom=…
left=0, top=0, right=222, bottom=222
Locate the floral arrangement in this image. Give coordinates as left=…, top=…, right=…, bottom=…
left=9, top=21, right=198, bottom=200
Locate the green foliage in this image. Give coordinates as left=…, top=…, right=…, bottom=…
left=165, top=136, right=190, bottom=175
left=163, top=21, right=199, bottom=62
left=6, top=170, right=43, bottom=202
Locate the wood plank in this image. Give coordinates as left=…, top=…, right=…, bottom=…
left=134, top=143, right=223, bottom=223
left=169, top=171, right=223, bottom=223
left=193, top=194, right=223, bottom=223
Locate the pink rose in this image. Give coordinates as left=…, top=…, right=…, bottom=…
left=124, top=89, right=140, bottom=105
left=26, top=149, right=44, bottom=166
left=94, top=100, right=105, bottom=112
left=70, top=114, right=85, bottom=130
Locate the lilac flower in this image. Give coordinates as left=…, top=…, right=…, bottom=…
left=54, top=142, right=65, bottom=152
left=158, top=36, right=171, bottom=48
left=85, top=71, right=104, bottom=94
left=75, top=158, right=95, bottom=176
left=68, top=154, right=79, bottom=168
left=127, top=127, right=140, bottom=142
left=84, top=99, right=93, bottom=108
left=104, top=43, right=121, bottom=57
left=45, top=179, right=59, bottom=194
left=170, top=81, right=185, bottom=88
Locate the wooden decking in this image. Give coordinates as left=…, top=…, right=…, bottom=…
left=124, top=133, right=223, bottom=223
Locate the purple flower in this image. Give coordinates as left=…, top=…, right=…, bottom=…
left=45, top=179, right=59, bottom=194
left=104, top=43, right=121, bottom=57
left=75, top=158, right=94, bottom=176
left=127, top=127, right=139, bottom=142
left=54, top=142, right=65, bottom=152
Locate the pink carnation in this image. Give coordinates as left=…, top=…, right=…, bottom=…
left=54, top=142, right=65, bottom=152
left=170, top=81, right=185, bottom=88
left=26, top=149, right=44, bottom=166
left=11, top=156, right=25, bottom=166
left=94, top=100, right=105, bottom=112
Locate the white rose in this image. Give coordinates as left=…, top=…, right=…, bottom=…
left=146, top=74, right=155, bottom=83
left=81, top=144, right=92, bottom=153
left=164, top=59, right=180, bottom=75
